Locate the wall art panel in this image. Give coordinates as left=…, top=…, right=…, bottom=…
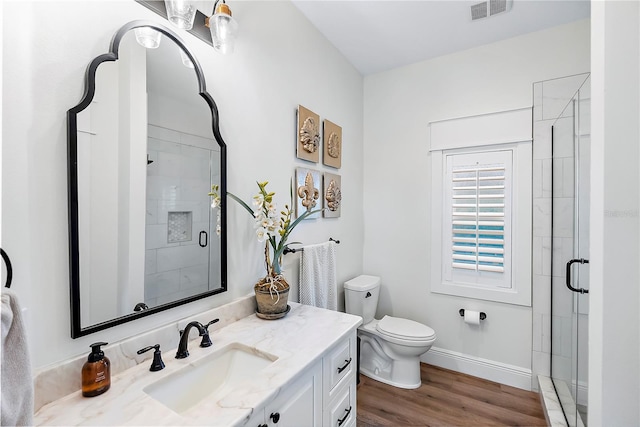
left=323, top=119, right=342, bottom=168
left=296, top=105, right=320, bottom=163
left=323, top=172, right=342, bottom=218
left=295, top=167, right=321, bottom=219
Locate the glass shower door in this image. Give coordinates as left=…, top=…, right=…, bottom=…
left=551, top=76, right=590, bottom=427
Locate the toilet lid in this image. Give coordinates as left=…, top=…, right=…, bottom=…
left=376, top=315, right=435, bottom=341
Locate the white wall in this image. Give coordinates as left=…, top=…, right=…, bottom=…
left=1, top=0, right=364, bottom=369
left=589, top=1, right=640, bottom=425
left=363, top=20, right=590, bottom=377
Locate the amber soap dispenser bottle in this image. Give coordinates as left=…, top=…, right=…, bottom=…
left=82, top=342, right=111, bottom=397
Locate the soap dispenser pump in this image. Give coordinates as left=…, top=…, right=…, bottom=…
left=81, top=342, right=111, bottom=397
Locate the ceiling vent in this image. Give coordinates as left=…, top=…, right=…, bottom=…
left=471, top=0, right=513, bottom=20
left=471, top=2, right=488, bottom=20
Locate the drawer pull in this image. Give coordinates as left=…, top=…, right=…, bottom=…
left=270, top=412, right=280, bottom=423
left=337, top=357, right=352, bottom=374
left=337, top=406, right=352, bottom=426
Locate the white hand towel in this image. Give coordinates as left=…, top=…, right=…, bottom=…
left=1, top=289, right=34, bottom=427
left=299, top=241, right=337, bottom=310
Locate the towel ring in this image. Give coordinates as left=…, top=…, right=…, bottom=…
left=1, top=248, right=13, bottom=288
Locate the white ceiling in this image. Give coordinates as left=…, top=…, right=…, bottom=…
left=291, top=0, right=590, bottom=75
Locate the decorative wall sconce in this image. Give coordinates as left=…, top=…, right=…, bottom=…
left=135, top=0, right=238, bottom=54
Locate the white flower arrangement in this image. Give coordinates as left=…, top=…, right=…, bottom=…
left=209, top=181, right=322, bottom=279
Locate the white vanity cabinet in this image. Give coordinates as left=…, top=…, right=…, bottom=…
left=243, top=332, right=357, bottom=427
left=33, top=301, right=362, bottom=427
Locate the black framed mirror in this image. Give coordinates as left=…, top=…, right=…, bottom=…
left=68, top=20, right=227, bottom=338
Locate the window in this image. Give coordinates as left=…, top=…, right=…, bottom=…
left=429, top=108, right=532, bottom=306
left=451, top=163, right=506, bottom=273
left=444, top=150, right=512, bottom=289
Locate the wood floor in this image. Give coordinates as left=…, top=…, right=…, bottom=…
left=356, top=364, right=547, bottom=427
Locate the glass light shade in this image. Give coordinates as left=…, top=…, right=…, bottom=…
left=164, top=0, right=198, bottom=30
left=134, top=28, right=162, bottom=49
left=180, top=50, right=195, bottom=69
left=209, top=6, right=239, bottom=54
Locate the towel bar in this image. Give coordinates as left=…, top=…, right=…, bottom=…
left=283, top=238, right=340, bottom=255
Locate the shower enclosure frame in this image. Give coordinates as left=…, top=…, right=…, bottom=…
left=550, top=92, right=590, bottom=426
left=532, top=72, right=590, bottom=427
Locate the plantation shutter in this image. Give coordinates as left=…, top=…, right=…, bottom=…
left=451, top=164, right=506, bottom=273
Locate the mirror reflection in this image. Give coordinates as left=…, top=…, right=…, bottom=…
left=71, top=22, right=226, bottom=336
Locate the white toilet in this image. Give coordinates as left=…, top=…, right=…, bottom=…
left=344, top=275, right=436, bottom=389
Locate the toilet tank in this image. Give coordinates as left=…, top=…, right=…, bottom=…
left=344, top=275, right=380, bottom=324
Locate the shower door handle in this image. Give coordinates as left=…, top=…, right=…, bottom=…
left=199, top=231, right=208, bottom=248
left=566, top=258, right=589, bottom=294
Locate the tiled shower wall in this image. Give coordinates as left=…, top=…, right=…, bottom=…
left=144, top=124, right=219, bottom=307
left=531, top=73, right=590, bottom=391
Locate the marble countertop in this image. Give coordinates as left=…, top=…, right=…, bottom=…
left=34, top=303, right=362, bottom=426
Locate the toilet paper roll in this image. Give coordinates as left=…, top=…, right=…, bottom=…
left=464, top=310, right=481, bottom=325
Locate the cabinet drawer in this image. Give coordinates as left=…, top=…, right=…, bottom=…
left=324, top=381, right=356, bottom=427
left=323, top=335, right=356, bottom=398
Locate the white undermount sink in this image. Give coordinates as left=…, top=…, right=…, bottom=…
left=143, top=343, right=278, bottom=414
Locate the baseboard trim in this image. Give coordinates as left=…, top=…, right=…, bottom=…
left=421, top=346, right=532, bottom=391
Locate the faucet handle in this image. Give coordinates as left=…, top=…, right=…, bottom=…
left=205, top=319, right=220, bottom=329
left=200, top=319, right=220, bottom=348
left=137, top=344, right=165, bottom=371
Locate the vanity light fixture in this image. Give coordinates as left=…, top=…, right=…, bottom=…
left=135, top=0, right=239, bottom=54
left=134, top=27, right=162, bottom=49
left=164, top=0, right=198, bottom=30
left=205, top=0, right=239, bottom=54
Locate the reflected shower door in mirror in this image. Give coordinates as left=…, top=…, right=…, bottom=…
left=69, top=21, right=227, bottom=338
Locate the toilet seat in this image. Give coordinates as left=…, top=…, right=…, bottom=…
left=376, top=315, right=436, bottom=342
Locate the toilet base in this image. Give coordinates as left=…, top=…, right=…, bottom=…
left=358, top=333, right=424, bottom=389
left=360, top=363, right=422, bottom=389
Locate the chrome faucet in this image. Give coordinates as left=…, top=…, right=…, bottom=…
left=175, top=321, right=206, bottom=359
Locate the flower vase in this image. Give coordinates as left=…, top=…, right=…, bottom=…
left=254, top=274, right=290, bottom=318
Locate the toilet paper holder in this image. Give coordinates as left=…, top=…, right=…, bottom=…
left=459, top=309, right=487, bottom=321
